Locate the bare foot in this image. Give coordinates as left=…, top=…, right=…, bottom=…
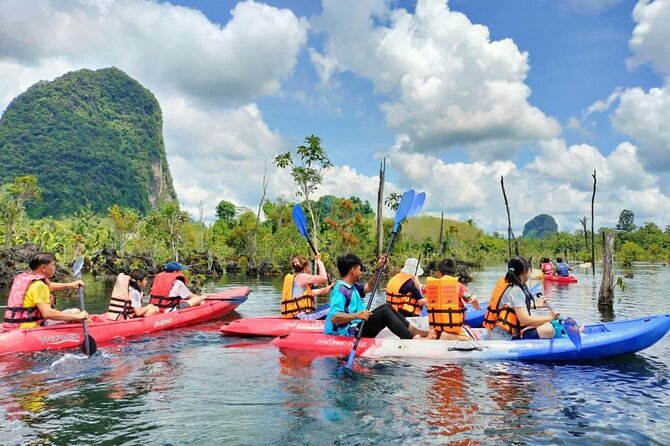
left=408, top=324, right=430, bottom=338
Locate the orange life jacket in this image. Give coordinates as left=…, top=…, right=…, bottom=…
left=149, top=271, right=188, bottom=312
left=385, top=272, right=422, bottom=316
left=3, top=272, right=54, bottom=329
left=425, top=275, right=465, bottom=334
left=106, top=273, right=135, bottom=320
left=281, top=274, right=315, bottom=318
left=483, top=277, right=523, bottom=337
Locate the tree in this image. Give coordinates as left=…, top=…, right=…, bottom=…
left=274, top=135, right=332, bottom=250
left=108, top=204, right=140, bottom=256
left=616, top=209, right=635, bottom=232
left=0, top=175, right=42, bottom=247
left=385, top=192, right=401, bottom=211
left=216, top=200, right=236, bottom=224
left=522, top=214, right=558, bottom=238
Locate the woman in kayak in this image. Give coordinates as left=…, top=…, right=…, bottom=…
left=3, top=252, right=89, bottom=330
left=281, top=253, right=332, bottom=319
left=324, top=254, right=428, bottom=339
left=540, top=257, right=554, bottom=275
left=106, top=269, right=160, bottom=320
left=483, top=256, right=562, bottom=340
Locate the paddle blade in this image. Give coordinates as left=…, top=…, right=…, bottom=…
left=73, top=256, right=85, bottom=279
left=392, top=189, right=415, bottom=232
left=564, top=317, right=581, bottom=350
left=407, top=191, right=426, bottom=217
left=81, top=334, right=97, bottom=356
left=345, top=349, right=356, bottom=369
left=528, top=283, right=543, bottom=296
left=291, top=204, right=310, bottom=239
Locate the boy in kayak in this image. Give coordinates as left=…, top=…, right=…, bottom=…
left=555, top=257, right=572, bottom=277
left=324, top=254, right=428, bottom=339
left=149, top=261, right=203, bottom=312
left=425, top=258, right=481, bottom=340
left=483, top=256, right=561, bottom=340
left=106, top=269, right=160, bottom=320
left=281, top=253, right=333, bottom=319
left=385, top=257, right=426, bottom=317
left=3, top=253, right=88, bottom=329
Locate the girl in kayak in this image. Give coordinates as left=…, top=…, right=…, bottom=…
left=106, top=269, right=160, bottom=320
left=281, top=253, right=332, bottom=319
left=483, top=256, right=562, bottom=340
left=540, top=257, right=555, bottom=275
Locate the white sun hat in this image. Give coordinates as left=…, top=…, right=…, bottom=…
left=400, top=258, right=424, bottom=277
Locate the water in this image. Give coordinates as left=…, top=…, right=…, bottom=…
left=1, top=265, right=669, bottom=445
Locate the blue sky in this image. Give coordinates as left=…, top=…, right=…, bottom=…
left=1, top=0, right=669, bottom=233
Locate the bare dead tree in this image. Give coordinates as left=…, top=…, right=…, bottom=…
left=591, top=170, right=597, bottom=275
left=579, top=216, right=589, bottom=255
left=438, top=212, right=444, bottom=255
left=376, top=158, right=386, bottom=257
left=500, top=175, right=518, bottom=259
left=197, top=200, right=205, bottom=252
left=252, top=162, right=269, bottom=267
left=598, top=230, right=615, bottom=306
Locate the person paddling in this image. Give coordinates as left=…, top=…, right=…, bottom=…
left=483, top=256, right=564, bottom=340
left=540, top=257, right=555, bottom=275
left=425, top=258, right=481, bottom=340
left=149, top=261, right=203, bottom=313
left=385, top=257, right=426, bottom=317
left=281, top=253, right=332, bottom=319
left=3, top=253, right=88, bottom=330
left=106, top=269, right=159, bottom=320
left=555, top=257, right=572, bottom=277
left=324, top=254, right=428, bottom=339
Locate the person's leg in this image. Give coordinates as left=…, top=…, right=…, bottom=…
left=187, top=296, right=203, bottom=306
left=361, top=304, right=413, bottom=339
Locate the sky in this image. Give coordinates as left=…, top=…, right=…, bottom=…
left=1, top=0, right=669, bottom=235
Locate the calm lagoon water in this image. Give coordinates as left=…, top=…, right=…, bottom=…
left=1, top=264, right=669, bottom=445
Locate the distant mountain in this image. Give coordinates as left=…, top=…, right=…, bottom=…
left=523, top=214, right=558, bottom=238
left=0, top=67, right=176, bottom=217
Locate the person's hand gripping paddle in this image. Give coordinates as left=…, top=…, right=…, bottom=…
left=73, top=256, right=97, bottom=356
left=528, top=283, right=581, bottom=350
left=345, top=189, right=422, bottom=369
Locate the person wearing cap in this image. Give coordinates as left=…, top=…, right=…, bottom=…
left=425, top=258, right=481, bottom=341
left=385, top=257, right=426, bottom=317
left=324, top=254, right=429, bottom=339
left=149, top=261, right=203, bottom=312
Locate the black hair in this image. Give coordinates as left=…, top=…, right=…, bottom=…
left=556, top=257, right=563, bottom=263
left=438, top=258, right=457, bottom=276
left=505, top=256, right=534, bottom=312
left=337, top=254, right=363, bottom=277
left=29, top=253, right=55, bottom=270
left=129, top=268, right=149, bottom=293
left=541, top=257, right=549, bottom=263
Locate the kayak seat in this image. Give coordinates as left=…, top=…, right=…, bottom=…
left=582, top=324, right=609, bottom=335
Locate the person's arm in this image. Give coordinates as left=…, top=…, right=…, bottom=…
left=174, top=281, right=200, bottom=300
left=513, top=305, right=556, bottom=327
left=35, top=302, right=88, bottom=321
left=50, top=280, right=84, bottom=292
left=330, top=310, right=371, bottom=325
left=311, top=283, right=334, bottom=296
left=363, top=256, right=386, bottom=295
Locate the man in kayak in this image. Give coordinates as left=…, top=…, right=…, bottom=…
left=281, top=253, right=332, bottom=319
left=324, top=254, right=429, bottom=339
left=149, top=261, right=203, bottom=312
left=425, top=258, right=481, bottom=340
left=3, top=253, right=89, bottom=329
left=483, top=256, right=562, bottom=340
left=385, top=257, right=426, bottom=317
left=555, top=257, right=572, bottom=277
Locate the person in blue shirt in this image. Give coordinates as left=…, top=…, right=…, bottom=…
left=555, top=257, right=572, bottom=277
left=324, top=254, right=429, bottom=339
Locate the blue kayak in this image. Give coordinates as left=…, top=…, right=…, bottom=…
left=271, top=314, right=670, bottom=362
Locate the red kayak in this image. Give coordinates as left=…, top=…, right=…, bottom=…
left=543, top=274, right=578, bottom=283
left=0, top=287, right=249, bottom=356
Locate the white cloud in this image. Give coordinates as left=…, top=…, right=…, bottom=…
left=0, top=0, right=309, bottom=110
left=567, top=0, right=625, bottom=14
left=310, top=0, right=560, bottom=158
left=628, top=0, right=670, bottom=75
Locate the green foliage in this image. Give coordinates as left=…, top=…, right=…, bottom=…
left=522, top=214, right=558, bottom=238
left=618, top=241, right=645, bottom=266
left=0, top=67, right=176, bottom=218
left=216, top=200, right=236, bottom=223
left=616, top=209, right=635, bottom=232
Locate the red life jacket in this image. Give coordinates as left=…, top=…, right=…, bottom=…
left=149, top=271, right=188, bottom=312
left=3, top=272, right=54, bottom=329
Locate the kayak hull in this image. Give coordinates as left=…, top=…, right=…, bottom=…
left=221, top=303, right=487, bottom=337
left=270, top=314, right=670, bottom=362
left=0, top=287, right=250, bottom=356
left=543, top=274, right=578, bottom=283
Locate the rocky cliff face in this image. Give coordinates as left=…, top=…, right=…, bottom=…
left=0, top=67, right=177, bottom=217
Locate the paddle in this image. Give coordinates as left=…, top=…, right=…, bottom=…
left=528, top=283, right=581, bottom=350
left=407, top=191, right=425, bottom=218
left=73, top=257, right=97, bottom=356
left=346, top=189, right=418, bottom=369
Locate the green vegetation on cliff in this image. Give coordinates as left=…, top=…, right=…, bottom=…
left=0, top=67, right=176, bottom=217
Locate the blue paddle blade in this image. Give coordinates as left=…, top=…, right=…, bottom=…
left=564, top=317, right=581, bottom=350
left=528, top=283, right=543, bottom=296
left=292, top=204, right=310, bottom=239
left=73, top=256, right=84, bottom=279
left=346, top=349, right=356, bottom=369
left=392, top=189, right=415, bottom=232
left=407, top=191, right=426, bottom=217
